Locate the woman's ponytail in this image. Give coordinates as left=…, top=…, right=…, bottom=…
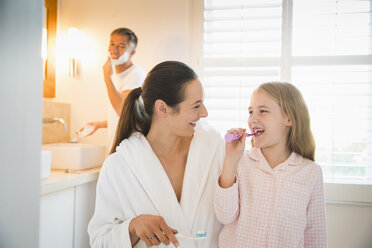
left=110, top=87, right=150, bottom=154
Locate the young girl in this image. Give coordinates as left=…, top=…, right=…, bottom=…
left=214, top=82, right=327, bottom=248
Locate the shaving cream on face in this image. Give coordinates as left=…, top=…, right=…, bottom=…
left=110, top=51, right=129, bottom=66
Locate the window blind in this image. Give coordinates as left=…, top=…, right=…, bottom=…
left=204, top=0, right=282, bottom=57
left=202, top=0, right=372, bottom=184
left=292, top=0, right=372, bottom=56
left=291, top=0, right=372, bottom=183
left=203, top=0, right=282, bottom=130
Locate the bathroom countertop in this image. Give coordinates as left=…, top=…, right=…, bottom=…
left=40, top=167, right=101, bottom=195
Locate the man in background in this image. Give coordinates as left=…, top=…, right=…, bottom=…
left=78, top=27, right=146, bottom=150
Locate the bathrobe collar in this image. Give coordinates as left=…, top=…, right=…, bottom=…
left=180, top=121, right=222, bottom=229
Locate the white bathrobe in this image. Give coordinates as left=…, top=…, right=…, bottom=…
left=88, top=121, right=225, bottom=248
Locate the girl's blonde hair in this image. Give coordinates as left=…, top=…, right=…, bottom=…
left=255, top=81, right=315, bottom=161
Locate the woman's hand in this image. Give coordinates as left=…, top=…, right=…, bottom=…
left=220, top=128, right=247, bottom=188
left=129, top=215, right=179, bottom=247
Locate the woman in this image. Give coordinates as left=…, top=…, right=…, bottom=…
left=88, top=61, right=225, bottom=247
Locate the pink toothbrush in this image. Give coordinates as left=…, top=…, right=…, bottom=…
left=225, top=132, right=257, bottom=143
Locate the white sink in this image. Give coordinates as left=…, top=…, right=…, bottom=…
left=42, top=143, right=105, bottom=170
left=40, top=150, right=51, bottom=179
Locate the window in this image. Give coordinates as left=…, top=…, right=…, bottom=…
left=202, top=0, right=372, bottom=184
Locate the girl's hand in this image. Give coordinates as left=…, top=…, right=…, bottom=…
left=129, top=215, right=179, bottom=247
left=225, top=128, right=247, bottom=164
left=220, top=128, right=247, bottom=188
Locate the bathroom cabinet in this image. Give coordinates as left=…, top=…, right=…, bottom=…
left=39, top=187, right=74, bottom=248
left=39, top=168, right=99, bottom=248
left=74, top=181, right=97, bottom=247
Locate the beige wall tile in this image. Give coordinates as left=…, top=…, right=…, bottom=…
left=42, top=99, right=70, bottom=144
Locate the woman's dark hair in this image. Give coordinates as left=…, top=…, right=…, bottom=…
left=110, top=61, right=197, bottom=154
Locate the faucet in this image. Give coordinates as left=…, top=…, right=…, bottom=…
left=43, top=117, right=68, bottom=132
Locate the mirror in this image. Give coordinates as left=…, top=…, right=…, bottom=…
left=43, top=0, right=57, bottom=98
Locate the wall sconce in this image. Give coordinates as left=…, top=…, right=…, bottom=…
left=68, top=27, right=79, bottom=78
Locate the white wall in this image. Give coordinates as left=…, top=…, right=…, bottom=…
left=54, top=0, right=194, bottom=148
left=325, top=184, right=372, bottom=248
left=0, top=0, right=43, bottom=247
left=326, top=203, right=372, bottom=248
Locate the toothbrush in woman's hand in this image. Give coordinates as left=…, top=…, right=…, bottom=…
left=174, top=231, right=207, bottom=240
left=225, top=132, right=257, bottom=143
